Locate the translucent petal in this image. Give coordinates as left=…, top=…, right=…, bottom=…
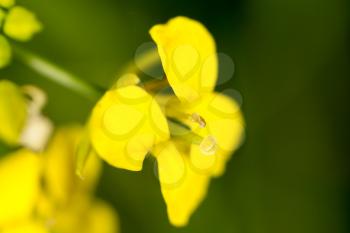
left=0, top=35, right=11, bottom=69
left=0, top=150, right=41, bottom=225
left=3, top=6, right=42, bottom=41
left=150, top=16, right=217, bottom=102
left=0, top=80, right=27, bottom=145
left=89, top=85, right=169, bottom=171
left=154, top=141, right=210, bottom=227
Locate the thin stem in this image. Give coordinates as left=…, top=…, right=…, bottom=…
left=143, top=78, right=169, bottom=92
left=13, top=46, right=101, bottom=101
left=113, top=48, right=160, bottom=84
left=124, top=48, right=160, bottom=74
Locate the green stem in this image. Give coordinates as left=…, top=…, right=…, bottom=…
left=113, top=48, right=160, bottom=85
left=124, top=48, right=160, bottom=74
left=13, top=46, right=101, bottom=101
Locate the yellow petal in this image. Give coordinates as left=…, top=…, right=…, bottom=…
left=0, top=150, right=41, bottom=225
left=150, top=16, right=218, bottom=102
left=0, top=80, right=27, bottom=145
left=84, top=200, right=120, bottom=233
left=43, top=126, right=102, bottom=205
left=0, top=0, right=14, bottom=8
left=51, top=195, right=118, bottom=233
left=167, top=93, right=244, bottom=176
left=52, top=194, right=91, bottom=233
left=2, top=221, right=49, bottom=233
left=3, top=6, right=42, bottom=41
left=154, top=141, right=210, bottom=227
left=89, top=85, right=169, bottom=171
left=198, top=94, right=244, bottom=176
left=0, top=35, right=11, bottom=69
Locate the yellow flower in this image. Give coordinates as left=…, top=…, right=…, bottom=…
left=0, top=127, right=119, bottom=233
left=149, top=17, right=244, bottom=226
left=89, top=16, right=244, bottom=227
left=0, top=5, right=42, bottom=68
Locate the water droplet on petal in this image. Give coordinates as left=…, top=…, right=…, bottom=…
left=200, top=135, right=217, bottom=155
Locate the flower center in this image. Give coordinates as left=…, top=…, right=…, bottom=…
left=167, top=112, right=217, bottom=155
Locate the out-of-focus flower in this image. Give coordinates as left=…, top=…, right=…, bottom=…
left=0, top=149, right=41, bottom=227
left=0, top=0, right=14, bottom=8
left=0, top=2, right=42, bottom=68
left=0, top=80, right=53, bottom=151
left=38, top=126, right=119, bottom=233
left=0, top=126, right=119, bottom=233
left=3, top=6, right=42, bottom=41
left=0, top=80, right=28, bottom=145
left=88, top=16, right=245, bottom=227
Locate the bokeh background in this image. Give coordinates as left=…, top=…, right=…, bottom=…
left=1, top=0, right=349, bottom=232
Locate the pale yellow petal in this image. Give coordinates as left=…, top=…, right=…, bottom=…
left=0, top=150, right=41, bottom=225
left=3, top=6, right=42, bottom=41
left=0, top=35, right=11, bottom=68
left=150, top=16, right=218, bottom=102
left=154, top=141, right=210, bottom=227
left=43, top=126, right=101, bottom=204
left=84, top=200, right=120, bottom=233
left=89, top=85, right=169, bottom=171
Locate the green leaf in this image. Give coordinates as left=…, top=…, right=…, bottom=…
left=75, top=129, right=92, bottom=179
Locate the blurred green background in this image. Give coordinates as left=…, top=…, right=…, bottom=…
left=1, top=0, right=349, bottom=232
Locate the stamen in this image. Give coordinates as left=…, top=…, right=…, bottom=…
left=143, top=78, right=169, bottom=92
left=19, top=85, right=53, bottom=151
left=200, top=135, right=217, bottom=155
left=190, top=113, right=206, bottom=128
left=21, top=85, right=47, bottom=114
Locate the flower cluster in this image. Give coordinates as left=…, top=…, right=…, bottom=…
left=0, top=8, right=245, bottom=230
left=0, top=128, right=119, bottom=233
left=88, top=16, right=245, bottom=227
left=0, top=0, right=41, bottom=68
left=0, top=81, right=119, bottom=233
